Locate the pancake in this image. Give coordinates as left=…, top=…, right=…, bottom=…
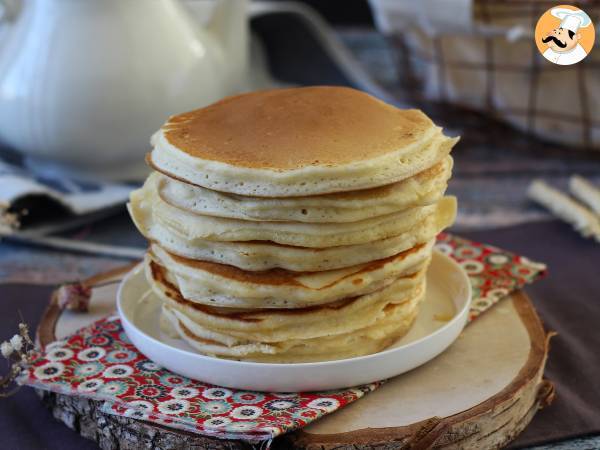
left=157, top=156, right=453, bottom=223
left=149, top=86, right=458, bottom=196
left=148, top=240, right=433, bottom=307
left=131, top=175, right=449, bottom=247
left=128, top=87, right=458, bottom=362
left=128, top=196, right=457, bottom=271
left=161, top=291, right=421, bottom=363
left=147, top=258, right=426, bottom=343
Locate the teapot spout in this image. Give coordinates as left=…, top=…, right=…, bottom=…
left=208, top=0, right=248, bottom=91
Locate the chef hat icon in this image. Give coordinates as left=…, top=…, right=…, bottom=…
left=550, top=7, right=592, bottom=33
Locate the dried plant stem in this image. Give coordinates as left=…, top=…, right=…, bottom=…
left=0, top=320, right=36, bottom=398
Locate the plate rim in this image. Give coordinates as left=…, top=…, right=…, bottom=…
left=116, top=249, right=472, bottom=368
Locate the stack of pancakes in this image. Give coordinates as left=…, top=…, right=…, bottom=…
left=128, top=86, right=458, bottom=363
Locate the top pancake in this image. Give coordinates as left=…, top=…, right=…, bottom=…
left=162, top=86, right=433, bottom=169
left=150, top=86, right=454, bottom=197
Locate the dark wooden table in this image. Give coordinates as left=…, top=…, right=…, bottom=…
left=1, top=219, right=599, bottom=449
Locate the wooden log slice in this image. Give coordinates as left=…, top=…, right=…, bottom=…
left=35, top=266, right=554, bottom=450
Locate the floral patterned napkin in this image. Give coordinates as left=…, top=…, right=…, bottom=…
left=18, top=233, right=546, bottom=443
left=435, top=233, right=546, bottom=321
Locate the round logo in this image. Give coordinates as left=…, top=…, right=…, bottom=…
left=535, top=5, right=595, bottom=65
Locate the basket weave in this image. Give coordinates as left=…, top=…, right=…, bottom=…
left=376, top=0, right=600, bottom=151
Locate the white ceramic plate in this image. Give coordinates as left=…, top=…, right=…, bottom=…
left=117, top=250, right=471, bottom=392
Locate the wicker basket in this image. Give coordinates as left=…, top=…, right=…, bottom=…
left=370, top=0, right=600, bottom=151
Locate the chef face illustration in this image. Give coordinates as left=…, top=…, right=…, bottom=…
left=542, top=26, right=580, bottom=53
left=536, top=6, right=594, bottom=66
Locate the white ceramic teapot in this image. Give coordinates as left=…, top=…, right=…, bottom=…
left=0, top=0, right=248, bottom=179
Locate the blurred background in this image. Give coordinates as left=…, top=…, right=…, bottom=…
left=2, top=4, right=600, bottom=449
left=0, top=0, right=599, bottom=282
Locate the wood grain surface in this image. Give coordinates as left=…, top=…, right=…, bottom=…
left=35, top=266, right=553, bottom=450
